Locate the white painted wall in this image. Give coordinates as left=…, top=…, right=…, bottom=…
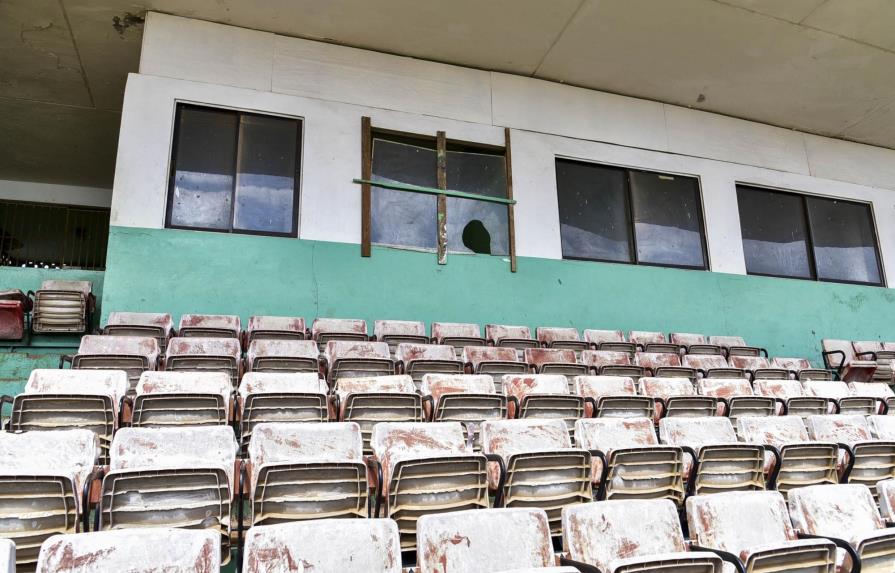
left=0, top=179, right=112, bottom=208
left=112, top=12, right=895, bottom=282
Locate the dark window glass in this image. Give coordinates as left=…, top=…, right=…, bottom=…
left=736, top=184, right=883, bottom=286
left=446, top=150, right=508, bottom=255
left=737, top=186, right=812, bottom=279
left=807, top=197, right=881, bottom=284
left=167, top=104, right=301, bottom=236
left=555, top=159, right=706, bottom=269
left=0, top=200, right=109, bottom=270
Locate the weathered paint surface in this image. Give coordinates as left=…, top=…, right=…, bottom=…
left=659, top=417, right=738, bottom=448
left=0, top=538, right=12, bottom=573
left=536, top=327, right=581, bottom=345
left=524, top=348, right=577, bottom=369
left=106, top=311, right=174, bottom=332
left=463, top=346, right=519, bottom=368
left=486, top=324, right=532, bottom=343
left=421, top=374, right=496, bottom=402
left=682, top=355, right=729, bottom=371
left=670, top=332, right=707, bottom=346
left=396, top=343, right=458, bottom=363
left=482, top=418, right=571, bottom=457
left=243, top=519, right=401, bottom=573
left=36, top=528, right=220, bottom=573
left=803, top=380, right=851, bottom=399
left=166, top=337, right=241, bottom=358
left=334, top=374, right=416, bottom=399
left=639, top=377, right=696, bottom=399
left=374, top=319, right=426, bottom=338
left=574, top=375, right=636, bottom=398
left=78, top=335, right=159, bottom=362
left=238, top=372, right=327, bottom=399
left=772, top=356, right=812, bottom=371
left=247, top=315, right=306, bottom=335
left=311, top=317, right=368, bottom=337
left=806, top=415, right=873, bottom=445
left=431, top=322, right=481, bottom=341
left=0, top=429, right=99, bottom=492
left=40, top=280, right=92, bottom=295
left=738, top=416, right=811, bottom=446
left=850, top=382, right=895, bottom=398
left=137, top=370, right=232, bottom=409
left=879, top=480, right=895, bottom=519
left=754, top=378, right=806, bottom=399
left=575, top=417, right=658, bottom=451
left=583, top=329, right=625, bottom=345
left=789, top=484, right=885, bottom=544
left=416, top=508, right=553, bottom=573
left=635, top=352, right=682, bottom=370
left=26, top=368, right=128, bottom=416
left=370, top=421, right=469, bottom=478
left=868, top=415, right=895, bottom=440
left=247, top=339, right=318, bottom=361
left=697, top=378, right=753, bottom=398
left=580, top=350, right=632, bottom=369
left=502, top=374, right=570, bottom=400
left=325, top=340, right=390, bottom=362
left=630, top=331, right=666, bottom=346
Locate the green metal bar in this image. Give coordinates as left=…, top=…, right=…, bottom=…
left=352, top=179, right=517, bottom=205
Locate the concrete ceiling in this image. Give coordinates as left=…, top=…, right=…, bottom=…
left=4, top=0, right=895, bottom=190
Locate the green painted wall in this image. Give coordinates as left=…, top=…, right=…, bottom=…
left=102, top=225, right=895, bottom=367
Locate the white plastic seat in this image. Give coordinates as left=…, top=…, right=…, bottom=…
left=525, top=348, right=588, bottom=378
left=131, top=371, right=232, bottom=427
left=849, top=382, right=894, bottom=414
left=245, top=315, right=306, bottom=344
left=311, top=317, right=369, bottom=350
left=727, top=355, right=788, bottom=380
left=708, top=335, right=762, bottom=357
left=537, top=327, right=587, bottom=352
left=807, top=414, right=895, bottom=493
left=639, top=377, right=715, bottom=419
left=771, top=357, right=833, bottom=380
left=36, top=528, right=220, bottom=573
left=431, top=322, right=485, bottom=355
left=421, top=373, right=506, bottom=449
left=575, top=375, right=654, bottom=419
left=630, top=331, right=678, bottom=354
left=803, top=380, right=877, bottom=415
left=696, top=377, right=776, bottom=425
left=503, top=375, right=584, bottom=438
left=823, top=339, right=877, bottom=383
left=580, top=350, right=645, bottom=378
left=562, top=500, right=724, bottom=573
left=877, top=479, right=895, bottom=520
left=671, top=332, right=722, bottom=356
left=374, top=320, right=428, bottom=353
left=245, top=338, right=319, bottom=373
left=237, top=372, right=329, bottom=452
left=635, top=352, right=695, bottom=380
left=247, top=422, right=368, bottom=525
left=334, top=375, right=423, bottom=452
left=683, top=354, right=744, bottom=379
left=242, top=519, right=401, bottom=573
left=177, top=313, right=241, bottom=339
left=395, top=343, right=463, bottom=389
left=584, top=329, right=635, bottom=353
left=687, top=490, right=836, bottom=572
left=486, top=324, right=538, bottom=351
left=164, top=337, right=242, bottom=387
left=68, top=335, right=160, bottom=394
left=753, top=378, right=832, bottom=417
left=104, top=311, right=174, bottom=352
left=32, top=280, right=94, bottom=334
left=856, top=341, right=895, bottom=384
left=325, top=340, right=394, bottom=383
left=464, top=346, right=528, bottom=377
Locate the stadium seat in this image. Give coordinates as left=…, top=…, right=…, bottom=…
left=245, top=315, right=306, bottom=344
left=464, top=346, right=529, bottom=377
left=416, top=508, right=574, bottom=573
left=324, top=340, right=394, bottom=383
left=789, top=484, right=895, bottom=572
left=686, top=490, right=837, bottom=572
left=35, top=528, right=220, bottom=573
left=177, top=314, right=241, bottom=339
left=103, top=311, right=174, bottom=352
left=629, top=331, right=679, bottom=354
left=245, top=339, right=319, bottom=374
left=502, top=375, right=584, bottom=438
left=481, top=419, right=591, bottom=535
left=536, top=327, right=588, bottom=352
left=9, top=369, right=128, bottom=463
left=0, top=429, right=100, bottom=570
left=237, top=372, right=329, bottom=452
left=370, top=422, right=489, bottom=551
left=806, top=414, right=895, bottom=493
left=683, top=354, right=745, bottom=379
left=0, top=289, right=31, bottom=341
left=333, top=375, right=423, bottom=452
left=242, top=519, right=401, bottom=573
left=659, top=417, right=766, bottom=495
left=64, top=335, right=160, bottom=394
left=853, top=341, right=895, bottom=384
left=634, top=352, right=695, bottom=379
left=822, top=339, right=877, bottom=383
left=583, top=329, right=635, bottom=353
left=430, top=322, right=485, bottom=354
left=575, top=417, right=685, bottom=505
left=525, top=348, right=589, bottom=378
left=99, top=426, right=238, bottom=563
left=727, top=355, right=788, bottom=380
left=803, top=379, right=878, bottom=415
left=164, top=337, right=242, bottom=387
left=395, top=343, right=464, bottom=388
left=420, top=373, right=507, bottom=449
left=696, top=377, right=776, bottom=426
left=131, top=371, right=232, bottom=427
left=31, top=280, right=95, bottom=334
left=580, top=350, right=645, bottom=378
left=373, top=320, right=428, bottom=353
left=574, top=375, right=654, bottom=419
left=247, top=422, right=369, bottom=526
left=561, top=500, right=725, bottom=573
left=486, top=324, right=538, bottom=351
left=639, top=377, right=717, bottom=419
left=737, top=416, right=838, bottom=495
left=311, top=317, right=369, bottom=350
left=850, top=382, right=895, bottom=414
left=670, top=332, right=722, bottom=356
left=753, top=378, right=832, bottom=417
left=770, top=356, right=834, bottom=381
left=0, top=538, right=11, bottom=573
left=708, top=335, right=763, bottom=357
left=878, top=479, right=895, bottom=520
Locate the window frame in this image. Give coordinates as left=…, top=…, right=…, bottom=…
left=164, top=102, right=304, bottom=238
left=736, top=183, right=885, bottom=287
left=555, top=157, right=710, bottom=271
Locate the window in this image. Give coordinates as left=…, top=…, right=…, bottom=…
left=737, top=185, right=883, bottom=285
left=555, top=159, right=707, bottom=269
left=370, top=132, right=509, bottom=255
left=166, top=104, right=302, bottom=236
left=0, top=199, right=110, bottom=270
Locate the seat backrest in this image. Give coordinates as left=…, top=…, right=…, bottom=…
left=247, top=339, right=318, bottom=360
left=416, top=508, right=554, bottom=573
left=36, top=528, right=220, bottom=573
left=737, top=416, right=810, bottom=446
left=682, top=355, right=728, bottom=370
left=583, top=329, right=626, bottom=345
left=503, top=374, right=570, bottom=400
left=421, top=374, right=496, bottom=401
left=867, top=415, right=895, bottom=440
left=629, top=331, right=667, bottom=346
left=753, top=378, right=806, bottom=399
left=395, top=343, right=458, bottom=363
left=670, top=332, right=708, bottom=346
left=575, top=417, right=659, bottom=450
left=635, top=352, right=682, bottom=369
left=580, top=350, right=632, bottom=368
left=659, top=417, right=738, bottom=447
left=431, top=322, right=481, bottom=342
left=821, top=339, right=857, bottom=365
left=247, top=315, right=306, bottom=335
left=536, top=327, right=581, bottom=345
left=789, top=484, right=883, bottom=540
left=852, top=340, right=884, bottom=355
left=574, top=375, right=636, bottom=398
left=481, top=419, right=572, bottom=457
left=179, top=314, right=241, bottom=333
left=524, top=348, right=577, bottom=369
left=106, top=311, right=174, bottom=334
left=78, top=335, right=159, bottom=359
left=166, top=337, right=241, bottom=358
left=687, top=491, right=796, bottom=555
left=370, top=422, right=470, bottom=477
left=802, top=380, right=850, bottom=399
left=136, top=371, right=232, bottom=407
left=249, top=422, right=362, bottom=485
left=0, top=429, right=99, bottom=489
left=696, top=377, right=754, bottom=397
left=850, top=382, right=895, bottom=398
left=463, top=346, right=519, bottom=367
left=639, top=377, right=695, bottom=399
left=486, top=324, right=532, bottom=343
left=562, top=499, right=687, bottom=571
left=771, top=357, right=812, bottom=371
left=806, top=414, right=872, bottom=444
left=708, top=335, right=748, bottom=349
left=238, top=372, right=327, bottom=398
left=40, top=280, right=91, bottom=295
left=325, top=340, right=391, bottom=362
left=373, top=319, right=426, bottom=339
left=26, top=368, right=128, bottom=402
left=727, top=355, right=771, bottom=370
left=243, top=519, right=401, bottom=573
left=334, top=375, right=416, bottom=399
left=110, top=426, right=238, bottom=484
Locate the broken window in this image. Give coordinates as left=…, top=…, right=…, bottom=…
left=166, top=104, right=302, bottom=236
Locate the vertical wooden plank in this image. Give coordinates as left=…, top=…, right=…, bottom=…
left=505, top=127, right=517, bottom=272
left=361, top=116, right=372, bottom=257
left=436, top=130, right=448, bottom=265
